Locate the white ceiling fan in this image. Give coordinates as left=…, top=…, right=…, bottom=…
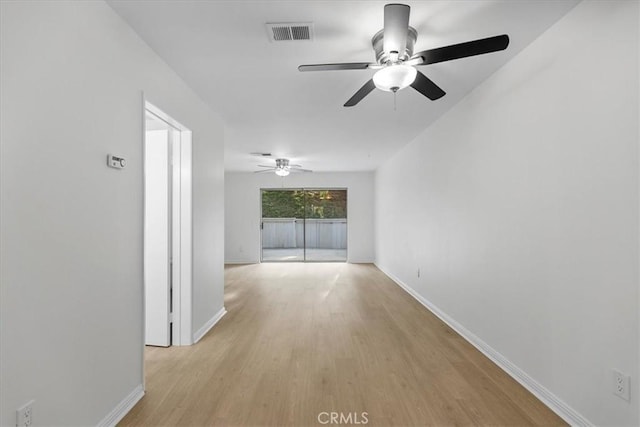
left=254, top=158, right=312, bottom=176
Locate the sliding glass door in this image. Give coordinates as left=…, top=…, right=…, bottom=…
left=261, top=189, right=347, bottom=262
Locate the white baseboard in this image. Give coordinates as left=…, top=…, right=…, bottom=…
left=224, top=259, right=258, bottom=265
left=97, top=384, right=144, bottom=427
left=193, top=307, right=227, bottom=344
left=374, top=263, right=593, bottom=427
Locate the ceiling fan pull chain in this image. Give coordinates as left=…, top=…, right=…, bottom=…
left=394, top=91, right=397, bottom=111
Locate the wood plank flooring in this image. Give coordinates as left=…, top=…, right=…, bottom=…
left=119, top=263, right=566, bottom=426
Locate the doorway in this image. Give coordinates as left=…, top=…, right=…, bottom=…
left=261, top=189, right=347, bottom=262
left=143, top=101, right=192, bottom=347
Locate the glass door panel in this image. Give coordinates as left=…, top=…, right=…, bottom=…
left=304, top=190, right=347, bottom=262
left=261, top=190, right=305, bottom=261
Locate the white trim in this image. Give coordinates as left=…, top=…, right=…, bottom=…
left=637, top=5, right=640, bottom=427
left=375, top=263, right=593, bottom=427
left=170, top=127, right=182, bottom=345
left=97, top=384, right=144, bottom=427
left=193, top=307, right=227, bottom=344
left=177, top=129, right=193, bottom=345
left=145, top=101, right=188, bottom=131
left=224, top=260, right=258, bottom=265
left=140, top=93, right=146, bottom=391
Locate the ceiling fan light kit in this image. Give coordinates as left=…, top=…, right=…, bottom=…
left=373, top=64, right=417, bottom=92
left=275, top=164, right=290, bottom=176
left=298, top=3, right=509, bottom=107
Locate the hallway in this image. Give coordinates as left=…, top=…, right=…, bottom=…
left=120, top=263, right=564, bottom=426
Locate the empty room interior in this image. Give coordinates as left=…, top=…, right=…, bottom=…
left=1, top=0, right=639, bottom=426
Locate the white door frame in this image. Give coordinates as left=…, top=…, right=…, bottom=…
left=143, top=99, right=193, bottom=347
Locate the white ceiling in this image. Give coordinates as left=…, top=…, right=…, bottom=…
left=108, top=0, right=578, bottom=172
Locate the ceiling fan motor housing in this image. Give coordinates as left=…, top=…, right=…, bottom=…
left=275, top=158, right=289, bottom=168
left=372, top=27, right=417, bottom=64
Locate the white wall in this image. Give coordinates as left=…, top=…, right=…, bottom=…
left=375, top=1, right=639, bottom=425
left=225, top=172, right=374, bottom=264
left=0, top=1, right=225, bottom=425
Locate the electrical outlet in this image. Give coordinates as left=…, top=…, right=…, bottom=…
left=612, top=369, right=630, bottom=401
left=16, top=400, right=34, bottom=427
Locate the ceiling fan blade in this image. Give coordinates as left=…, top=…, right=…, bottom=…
left=410, top=71, right=445, bottom=100
left=344, top=79, right=376, bottom=107
left=298, top=63, right=374, bottom=72
left=253, top=169, right=275, bottom=174
left=291, top=168, right=313, bottom=173
left=383, top=4, right=410, bottom=57
left=257, top=164, right=274, bottom=168
left=412, top=34, right=510, bottom=65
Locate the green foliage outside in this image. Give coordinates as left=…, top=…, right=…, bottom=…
left=262, top=190, right=347, bottom=219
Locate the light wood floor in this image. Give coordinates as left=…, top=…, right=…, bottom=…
left=120, top=263, right=566, bottom=426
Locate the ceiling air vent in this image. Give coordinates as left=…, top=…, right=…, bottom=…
left=266, top=23, right=313, bottom=42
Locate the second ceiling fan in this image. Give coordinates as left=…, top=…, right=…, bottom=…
left=254, top=158, right=312, bottom=176
left=298, top=3, right=509, bottom=107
